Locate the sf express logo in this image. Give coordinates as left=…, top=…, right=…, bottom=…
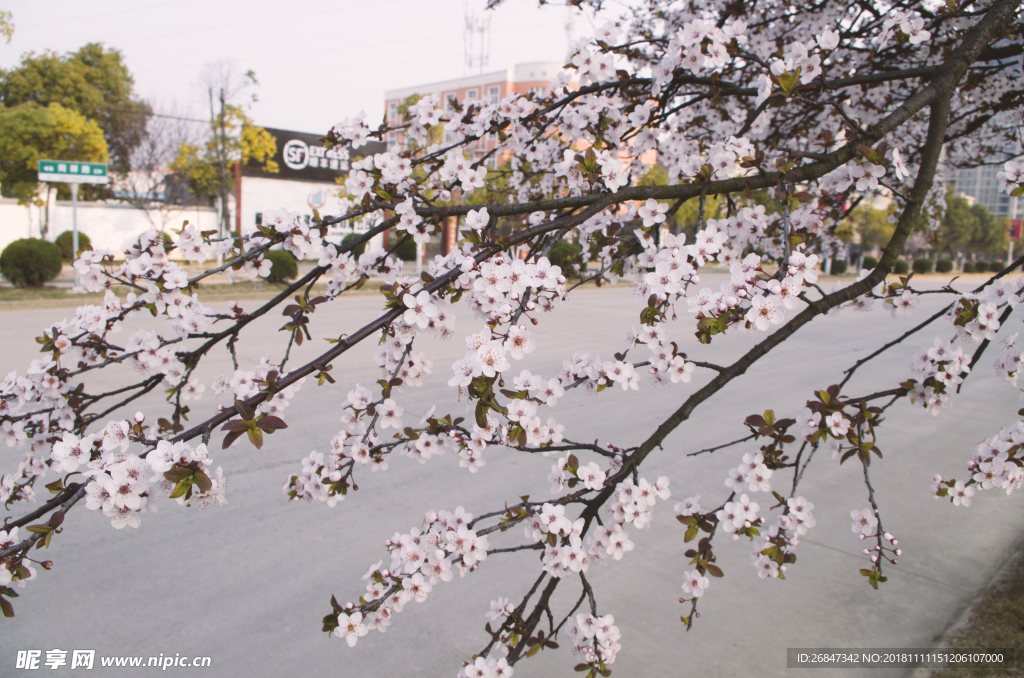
left=282, top=139, right=309, bottom=170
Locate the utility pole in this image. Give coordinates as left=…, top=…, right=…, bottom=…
left=71, top=182, right=81, bottom=292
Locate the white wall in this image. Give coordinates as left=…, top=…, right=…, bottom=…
left=240, top=176, right=384, bottom=252
left=0, top=198, right=217, bottom=254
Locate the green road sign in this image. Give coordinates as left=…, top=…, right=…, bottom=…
left=38, top=159, right=109, bottom=184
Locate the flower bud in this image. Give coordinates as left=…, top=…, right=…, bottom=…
left=895, top=549, right=902, bottom=556
left=884, top=532, right=893, bottom=541
left=870, top=555, right=878, bottom=562
left=134, top=412, right=145, bottom=423
left=891, top=539, right=898, bottom=545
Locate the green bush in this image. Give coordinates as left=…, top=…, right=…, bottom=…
left=974, top=261, right=988, bottom=273
left=393, top=234, right=417, bottom=262
left=962, top=261, right=976, bottom=273
left=264, top=250, right=298, bottom=283
left=341, top=233, right=366, bottom=258
left=989, top=260, right=1005, bottom=272
left=0, top=238, right=63, bottom=287
left=936, top=258, right=953, bottom=273
left=862, top=255, right=878, bottom=270
left=830, top=258, right=848, bottom=275
left=893, top=259, right=910, bottom=275
left=547, top=239, right=584, bottom=277
left=54, top=230, right=92, bottom=260
left=912, top=258, right=934, bottom=274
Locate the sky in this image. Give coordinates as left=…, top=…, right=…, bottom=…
left=1, top=0, right=604, bottom=134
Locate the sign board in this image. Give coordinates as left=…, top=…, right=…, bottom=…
left=38, top=160, right=109, bottom=184
left=242, top=127, right=385, bottom=184
left=1011, top=219, right=1023, bottom=242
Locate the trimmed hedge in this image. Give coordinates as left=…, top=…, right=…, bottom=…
left=393, top=235, right=417, bottom=262
left=0, top=238, right=63, bottom=287
left=893, top=259, right=910, bottom=275
left=548, top=240, right=584, bottom=277
left=830, top=258, right=848, bottom=275
left=341, top=233, right=366, bottom=258
left=936, top=258, right=954, bottom=273
left=975, top=261, right=989, bottom=273
left=963, top=262, right=976, bottom=273
left=912, top=258, right=934, bottom=274
left=54, top=230, right=92, bottom=260
left=264, top=250, right=298, bottom=283
left=862, top=255, right=878, bottom=270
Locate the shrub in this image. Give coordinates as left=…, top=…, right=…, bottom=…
left=894, top=259, right=910, bottom=275
left=912, top=258, right=934, bottom=274
left=989, top=260, right=1005, bottom=272
left=829, top=258, right=848, bottom=275
left=975, top=261, right=989, bottom=272
left=264, top=250, right=298, bottom=283
left=862, top=255, right=878, bottom=270
left=936, top=258, right=954, bottom=273
left=341, top=233, right=366, bottom=258
left=54, top=231, right=92, bottom=261
left=0, top=238, right=64, bottom=287
left=393, top=234, right=417, bottom=262
left=962, top=261, right=976, bottom=273
left=548, top=239, right=584, bottom=277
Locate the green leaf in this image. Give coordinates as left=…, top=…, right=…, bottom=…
left=705, top=563, right=724, bottom=578
left=684, top=524, right=698, bottom=542
left=168, top=478, right=192, bottom=500
left=247, top=427, right=264, bottom=449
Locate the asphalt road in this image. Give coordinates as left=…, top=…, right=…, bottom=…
left=0, top=274, right=1021, bottom=677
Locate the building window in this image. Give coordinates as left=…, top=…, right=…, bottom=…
left=444, top=93, right=456, bottom=112
left=529, top=86, right=547, bottom=98
left=389, top=102, right=398, bottom=123
left=466, top=88, right=478, bottom=102
left=488, top=86, right=500, bottom=104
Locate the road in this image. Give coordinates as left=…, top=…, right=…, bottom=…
left=0, top=273, right=1020, bottom=677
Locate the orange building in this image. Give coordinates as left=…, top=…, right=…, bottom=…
left=384, top=61, right=564, bottom=166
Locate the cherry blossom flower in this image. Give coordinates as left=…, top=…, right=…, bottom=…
left=850, top=508, right=878, bottom=536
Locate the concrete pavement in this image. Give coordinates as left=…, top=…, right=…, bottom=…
left=0, top=274, right=1021, bottom=677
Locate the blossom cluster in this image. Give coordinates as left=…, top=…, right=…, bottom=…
left=328, top=507, right=488, bottom=647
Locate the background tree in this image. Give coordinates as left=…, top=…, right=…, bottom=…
left=0, top=10, right=12, bottom=44
left=170, top=62, right=278, bottom=236
left=118, top=102, right=208, bottom=230
left=845, top=205, right=896, bottom=255
left=0, top=102, right=108, bottom=206
left=0, top=43, right=150, bottom=177
left=934, top=189, right=1008, bottom=260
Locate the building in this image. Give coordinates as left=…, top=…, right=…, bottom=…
left=948, top=139, right=1021, bottom=221
left=383, top=61, right=564, bottom=164
left=240, top=128, right=386, bottom=248
left=383, top=62, right=565, bottom=258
